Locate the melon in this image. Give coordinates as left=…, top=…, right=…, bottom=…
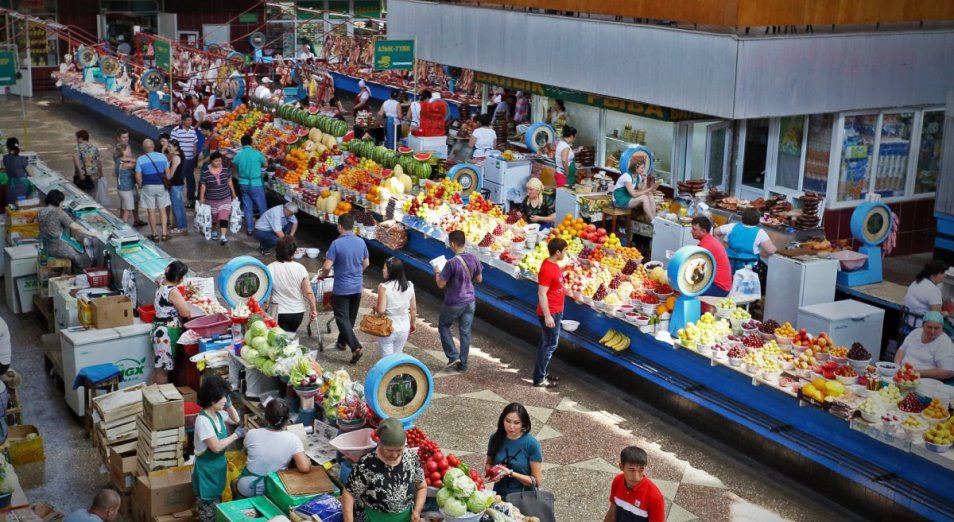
left=309, top=128, right=323, bottom=142
left=315, top=143, right=327, bottom=154
left=302, top=140, right=317, bottom=153
left=297, top=127, right=309, bottom=137
left=393, top=164, right=404, bottom=177
left=398, top=146, right=413, bottom=155
left=399, top=174, right=414, bottom=193
left=308, top=106, right=318, bottom=115
left=388, top=177, right=405, bottom=195
left=322, top=135, right=336, bottom=149
left=413, top=152, right=432, bottom=161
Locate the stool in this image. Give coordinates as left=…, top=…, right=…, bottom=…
left=80, top=371, right=121, bottom=438
left=602, top=206, right=634, bottom=245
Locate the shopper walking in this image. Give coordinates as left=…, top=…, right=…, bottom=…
left=198, top=151, right=236, bottom=244
left=64, top=489, right=122, bottom=522
left=74, top=130, right=108, bottom=206
left=604, top=446, right=666, bottom=522
left=320, top=213, right=369, bottom=364
left=533, top=238, right=567, bottom=388
left=266, top=237, right=318, bottom=333
left=135, top=139, right=172, bottom=241
left=170, top=114, right=198, bottom=206
left=234, top=135, right=268, bottom=235
left=375, top=257, right=417, bottom=357
left=167, top=139, right=189, bottom=234
left=3, top=137, right=31, bottom=205
left=435, top=230, right=482, bottom=372
left=485, top=403, right=544, bottom=497
left=254, top=202, right=298, bottom=255
left=114, top=142, right=137, bottom=224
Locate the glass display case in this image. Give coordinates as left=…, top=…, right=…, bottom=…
left=838, top=114, right=877, bottom=203
left=775, top=116, right=805, bottom=191
left=13, top=18, right=58, bottom=67
left=602, top=110, right=673, bottom=186
left=915, top=111, right=944, bottom=195
left=873, top=112, right=913, bottom=198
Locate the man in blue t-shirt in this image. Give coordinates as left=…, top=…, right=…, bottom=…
left=64, top=489, right=121, bottom=522
left=320, top=213, right=369, bottom=363
left=134, top=138, right=170, bottom=240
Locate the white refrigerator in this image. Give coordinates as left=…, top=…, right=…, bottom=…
left=797, top=300, right=886, bottom=362
left=482, top=158, right=530, bottom=207
left=764, top=255, right=839, bottom=326
left=60, top=321, right=154, bottom=416
left=650, top=217, right=697, bottom=263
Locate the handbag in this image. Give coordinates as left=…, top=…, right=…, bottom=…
left=147, top=154, right=172, bottom=190
left=359, top=311, right=393, bottom=337
left=505, top=487, right=556, bottom=522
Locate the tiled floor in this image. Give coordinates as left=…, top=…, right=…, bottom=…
left=1, top=93, right=867, bottom=520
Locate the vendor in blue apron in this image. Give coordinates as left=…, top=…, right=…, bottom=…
left=714, top=207, right=777, bottom=274
left=379, top=91, right=403, bottom=150
left=193, top=375, right=243, bottom=521
left=235, top=398, right=311, bottom=498
left=342, top=417, right=427, bottom=522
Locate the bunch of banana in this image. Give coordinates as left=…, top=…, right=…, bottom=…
left=599, top=329, right=631, bottom=352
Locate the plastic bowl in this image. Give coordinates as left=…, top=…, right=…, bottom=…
left=831, top=355, right=848, bottom=366
left=902, top=423, right=929, bottom=440
left=921, top=412, right=951, bottom=426
left=861, top=410, right=881, bottom=423
left=560, top=320, right=580, bottom=332
left=775, top=334, right=794, bottom=346
left=634, top=315, right=650, bottom=326
left=836, top=374, right=858, bottom=385
left=831, top=249, right=869, bottom=271
left=876, top=362, right=899, bottom=378
left=306, top=248, right=321, bottom=258
left=925, top=440, right=954, bottom=454
left=848, top=358, right=871, bottom=373
left=728, top=357, right=743, bottom=367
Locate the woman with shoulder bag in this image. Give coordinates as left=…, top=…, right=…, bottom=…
left=374, top=257, right=417, bottom=357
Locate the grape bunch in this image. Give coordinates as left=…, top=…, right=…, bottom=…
left=609, top=274, right=623, bottom=289
left=848, top=342, right=871, bottom=361
left=728, top=346, right=746, bottom=359
left=493, top=224, right=504, bottom=236
left=505, top=209, right=521, bottom=225
left=743, top=334, right=764, bottom=348
left=579, top=247, right=594, bottom=260
left=594, top=284, right=608, bottom=301
left=350, top=209, right=377, bottom=226
left=622, top=259, right=640, bottom=275
left=478, top=233, right=494, bottom=247
left=759, top=319, right=780, bottom=334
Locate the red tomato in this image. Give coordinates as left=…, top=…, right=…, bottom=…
left=433, top=451, right=443, bottom=461
left=430, top=471, right=441, bottom=482
left=447, top=455, right=460, bottom=467
left=433, top=479, right=443, bottom=488
left=469, top=470, right=479, bottom=480
left=437, top=459, right=449, bottom=472
left=425, top=461, right=438, bottom=473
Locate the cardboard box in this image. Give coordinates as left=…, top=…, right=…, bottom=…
left=7, top=425, right=44, bottom=465
left=142, top=384, right=185, bottom=430
left=154, top=509, right=198, bottom=522
left=91, top=295, right=134, bottom=328
left=132, top=465, right=195, bottom=518
left=109, top=448, right=139, bottom=492
left=176, top=386, right=197, bottom=405
left=215, top=497, right=282, bottom=522
left=6, top=206, right=40, bottom=225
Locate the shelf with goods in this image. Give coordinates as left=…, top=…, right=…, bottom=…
left=872, top=112, right=915, bottom=199
left=601, top=110, right=675, bottom=187
left=803, top=114, right=834, bottom=195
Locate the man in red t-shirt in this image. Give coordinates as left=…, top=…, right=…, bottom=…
left=691, top=216, right=732, bottom=297
left=604, top=446, right=665, bottom=522
left=534, top=238, right=567, bottom=388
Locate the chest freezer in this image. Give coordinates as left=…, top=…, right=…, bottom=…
left=482, top=157, right=530, bottom=206
left=651, top=217, right=697, bottom=263
left=797, top=299, right=886, bottom=362
left=60, top=320, right=154, bottom=416
left=764, top=255, right=839, bottom=326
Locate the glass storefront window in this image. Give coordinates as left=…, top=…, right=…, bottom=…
left=603, top=110, right=674, bottom=186
left=915, top=111, right=943, bottom=195
left=13, top=19, right=58, bottom=67
left=873, top=112, right=913, bottom=198
left=775, top=116, right=805, bottom=190
left=804, top=114, right=833, bottom=195
left=838, top=114, right=876, bottom=202
left=563, top=101, right=599, bottom=149
left=688, top=123, right=707, bottom=181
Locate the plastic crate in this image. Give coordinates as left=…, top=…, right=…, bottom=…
left=137, top=304, right=156, bottom=323
left=84, top=267, right=111, bottom=288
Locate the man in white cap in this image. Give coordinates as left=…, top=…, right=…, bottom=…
left=254, top=77, right=273, bottom=100
left=253, top=201, right=298, bottom=255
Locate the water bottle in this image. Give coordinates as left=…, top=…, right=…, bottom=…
left=231, top=321, right=244, bottom=355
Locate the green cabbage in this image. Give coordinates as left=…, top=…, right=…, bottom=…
left=248, top=320, right=268, bottom=338
left=250, top=336, right=268, bottom=352
left=442, top=497, right=467, bottom=517
left=267, top=327, right=286, bottom=345
left=442, top=467, right=465, bottom=485
left=466, top=492, right=487, bottom=514
left=436, top=487, right=453, bottom=508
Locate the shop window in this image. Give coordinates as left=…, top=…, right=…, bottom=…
left=688, top=122, right=707, bottom=181
left=603, top=110, right=674, bottom=186
left=12, top=19, right=58, bottom=67
left=915, top=110, right=943, bottom=195
left=562, top=101, right=599, bottom=149
left=804, top=114, right=833, bottom=195
left=741, top=118, right=769, bottom=190
left=838, top=114, right=877, bottom=202
left=774, top=116, right=804, bottom=191
left=873, top=112, right=913, bottom=198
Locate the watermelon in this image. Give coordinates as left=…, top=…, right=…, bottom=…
left=308, top=106, right=318, bottom=115
left=398, top=146, right=413, bottom=155
left=413, top=152, right=432, bottom=162
left=297, top=127, right=309, bottom=137
left=284, top=134, right=298, bottom=145
left=343, top=131, right=355, bottom=142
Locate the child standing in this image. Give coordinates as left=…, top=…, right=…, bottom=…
left=604, top=446, right=665, bottom=522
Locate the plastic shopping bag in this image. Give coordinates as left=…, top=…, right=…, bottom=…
left=195, top=203, right=212, bottom=239
left=229, top=199, right=244, bottom=234
left=730, top=265, right=761, bottom=299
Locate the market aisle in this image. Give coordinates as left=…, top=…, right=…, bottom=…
left=2, top=93, right=857, bottom=520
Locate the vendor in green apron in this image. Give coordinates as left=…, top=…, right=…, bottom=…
left=554, top=126, right=579, bottom=188
left=342, top=417, right=427, bottom=522
left=236, top=398, right=311, bottom=497
left=611, top=154, right=660, bottom=220
left=714, top=207, right=777, bottom=273
left=193, top=375, right=243, bottom=522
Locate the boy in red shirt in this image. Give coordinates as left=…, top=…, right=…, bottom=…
left=534, top=238, right=567, bottom=388
left=605, top=446, right=665, bottom=522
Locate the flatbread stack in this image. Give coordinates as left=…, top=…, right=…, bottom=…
left=796, top=192, right=823, bottom=228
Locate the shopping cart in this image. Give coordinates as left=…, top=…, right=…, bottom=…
left=308, top=275, right=336, bottom=351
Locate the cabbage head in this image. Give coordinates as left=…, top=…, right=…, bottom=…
left=451, top=475, right=476, bottom=498
left=248, top=320, right=268, bottom=338
left=442, top=467, right=465, bottom=485
left=442, top=497, right=467, bottom=517
left=436, top=487, right=453, bottom=508
left=267, top=326, right=286, bottom=345
left=466, top=492, right=488, bottom=514
left=250, top=336, right=268, bottom=352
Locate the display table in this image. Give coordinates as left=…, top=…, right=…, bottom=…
left=60, top=320, right=154, bottom=416
left=837, top=280, right=909, bottom=311
left=59, top=85, right=169, bottom=138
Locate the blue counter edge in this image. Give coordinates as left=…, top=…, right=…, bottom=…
left=59, top=85, right=173, bottom=139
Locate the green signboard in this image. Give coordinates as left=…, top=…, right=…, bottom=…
left=239, top=12, right=259, bottom=23
left=153, top=40, right=170, bottom=71
left=473, top=71, right=707, bottom=122
left=0, top=51, right=15, bottom=87
left=373, top=39, right=414, bottom=70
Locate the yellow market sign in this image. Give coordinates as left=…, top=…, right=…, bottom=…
left=474, top=71, right=705, bottom=122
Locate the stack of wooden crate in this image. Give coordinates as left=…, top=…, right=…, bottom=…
left=136, top=384, right=185, bottom=476
left=92, top=383, right=145, bottom=465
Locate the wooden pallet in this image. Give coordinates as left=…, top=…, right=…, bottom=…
left=135, top=415, right=186, bottom=475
